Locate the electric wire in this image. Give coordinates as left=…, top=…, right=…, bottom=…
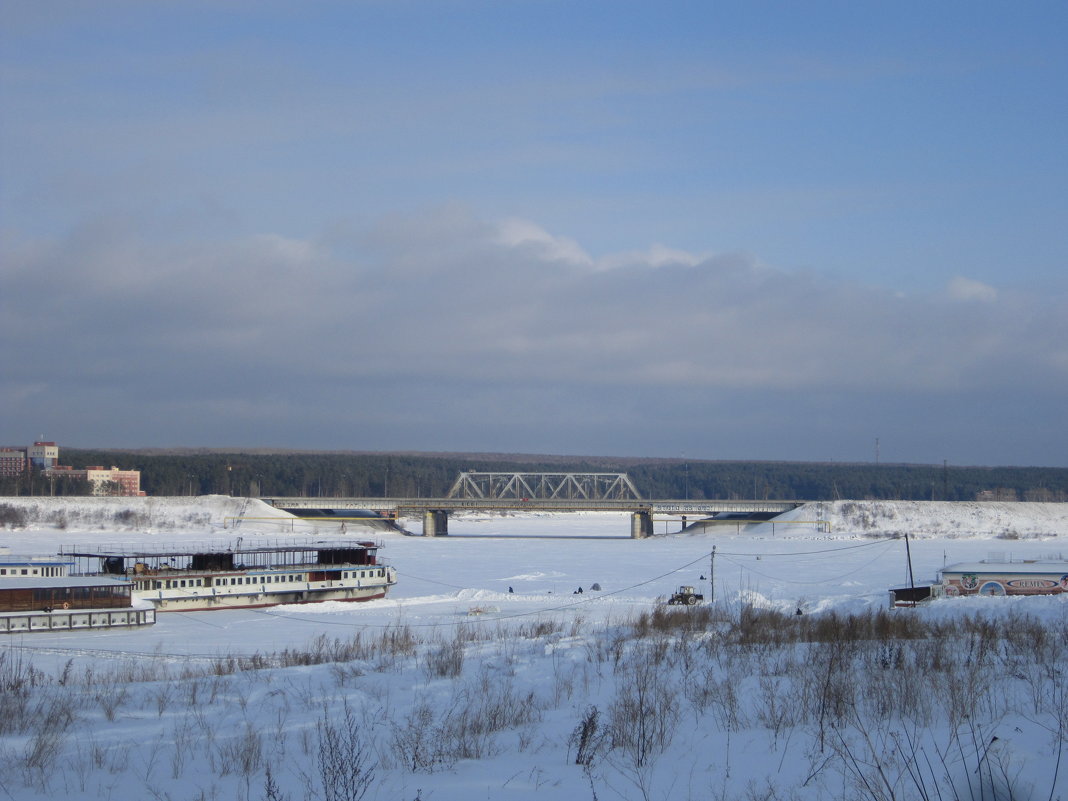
left=717, top=539, right=899, bottom=585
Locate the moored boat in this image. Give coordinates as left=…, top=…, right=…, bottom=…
left=0, top=555, right=156, bottom=632
left=61, top=540, right=397, bottom=611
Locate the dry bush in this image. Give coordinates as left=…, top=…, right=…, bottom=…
left=0, top=504, right=28, bottom=528
left=631, top=603, right=729, bottom=638
left=607, top=648, right=680, bottom=769
left=422, top=637, right=464, bottom=680
left=389, top=698, right=450, bottom=773
left=735, top=604, right=799, bottom=647
left=315, top=703, right=376, bottom=801
left=23, top=693, right=77, bottom=781
left=513, top=617, right=564, bottom=639
left=213, top=722, right=263, bottom=778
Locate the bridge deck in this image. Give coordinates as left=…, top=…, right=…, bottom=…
left=261, top=497, right=804, bottom=515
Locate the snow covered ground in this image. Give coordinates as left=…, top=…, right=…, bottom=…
left=0, top=496, right=1065, bottom=801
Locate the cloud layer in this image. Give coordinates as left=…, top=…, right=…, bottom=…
left=3, top=208, right=1065, bottom=464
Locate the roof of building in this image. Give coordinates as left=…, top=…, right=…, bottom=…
left=941, top=561, right=1068, bottom=575
left=0, top=557, right=74, bottom=566
left=0, top=577, right=131, bottom=590
left=62, top=540, right=379, bottom=559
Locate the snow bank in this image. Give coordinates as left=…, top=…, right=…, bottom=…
left=3, top=496, right=1067, bottom=541
left=762, top=499, right=1068, bottom=540
left=0, top=494, right=278, bottom=533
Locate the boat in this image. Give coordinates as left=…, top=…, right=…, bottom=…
left=0, top=554, right=156, bottom=632
left=890, top=557, right=1068, bottom=606
left=60, top=540, right=397, bottom=612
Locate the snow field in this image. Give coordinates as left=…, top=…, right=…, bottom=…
left=0, top=498, right=1065, bottom=800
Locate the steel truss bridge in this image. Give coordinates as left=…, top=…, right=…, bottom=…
left=447, top=471, right=642, bottom=501
left=261, top=472, right=803, bottom=538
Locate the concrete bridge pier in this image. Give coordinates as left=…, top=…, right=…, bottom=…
left=631, top=510, right=653, bottom=539
left=423, top=510, right=449, bottom=537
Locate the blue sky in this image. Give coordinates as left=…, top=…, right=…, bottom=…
left=2, top=1, right=1066, bottom=466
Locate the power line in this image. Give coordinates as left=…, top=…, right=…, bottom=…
left=718, top=539, right=899, bottom=586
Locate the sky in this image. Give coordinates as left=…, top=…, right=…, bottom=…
left=2, top=1, right=1066, bottom=467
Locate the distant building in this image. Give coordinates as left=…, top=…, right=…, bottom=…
left=85, top=466, right=144, bottom=497
left=42, top=465, right=144, bottom=497
left=28, top=442, right=59, bottom=470
left=6, top=440, right=145, bottom=497
left=0, top=448, right=27, bottom=477
left=976, top=488, right=1018, bottom=502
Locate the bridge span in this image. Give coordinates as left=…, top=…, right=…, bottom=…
left=261, top=472, right=804, bottom=538
left=259, top=496, right=806, bottom=538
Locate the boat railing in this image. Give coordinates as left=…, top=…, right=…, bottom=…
left=70, top=556, right=391, bottom=580
left=59, top=538, right=385, bottom=557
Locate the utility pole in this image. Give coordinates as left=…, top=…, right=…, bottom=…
left=905, top=533, right=915, bottom=590
left=710, top=546, right=716, bottom=604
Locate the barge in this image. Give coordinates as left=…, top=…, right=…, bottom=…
left=0, top=555, right=155, bottom=632
left=61, top=540, right=397, bottom=612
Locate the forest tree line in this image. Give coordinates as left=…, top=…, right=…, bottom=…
left=2, top=450, right=1066, bottom=502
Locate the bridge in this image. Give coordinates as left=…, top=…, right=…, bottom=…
left=260, top=472, right=805, bottom=538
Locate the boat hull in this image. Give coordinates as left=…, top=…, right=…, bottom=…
left=147, top=584, right=389, bottom=612
left=0, top=606, right=156, bottom=633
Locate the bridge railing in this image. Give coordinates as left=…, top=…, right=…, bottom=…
left=446, top=471, right=643, bottom=501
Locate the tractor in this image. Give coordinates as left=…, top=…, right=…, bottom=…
left=667, top=585, right=704, bottom=605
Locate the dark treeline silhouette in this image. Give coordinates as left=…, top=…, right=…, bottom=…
left=2, top=450, right=1064, bottom=502
left=0, top=472, right=95, bottom=497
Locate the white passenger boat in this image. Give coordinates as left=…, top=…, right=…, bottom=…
left=61, top=540, right=397, bottom=612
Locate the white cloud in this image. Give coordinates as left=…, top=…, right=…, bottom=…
left=2, top=209, right=1065, bottom=460
left=495, top=218, right=593, bottom=267
left=597, top=243, right=708, bottom=271
left=947, top=275, right=998, bottom=303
